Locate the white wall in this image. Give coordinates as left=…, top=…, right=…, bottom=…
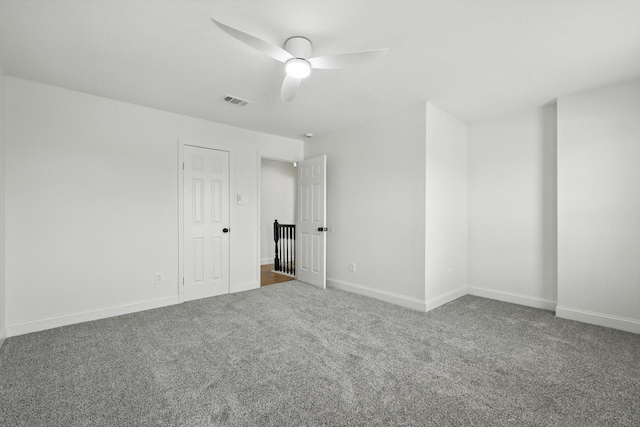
left=424, top=104, right=468, bottom=309
left=305, top=104, right=427, bottom=309
left=4, top=77, right=303, bottom=335
left=467, top=105, right=557, bottom=310
left=260, top=159, right=296, bottom=264
left=0, top=68, right=6, bottom=347
left=5, top=75, right=636, bottom=336
left=557, top=79, right=640, bottom=333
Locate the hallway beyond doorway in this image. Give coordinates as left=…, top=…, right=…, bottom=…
left=261, top=264, right=295, bottom=287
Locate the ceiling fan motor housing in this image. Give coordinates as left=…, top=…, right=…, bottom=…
left=285, top=36, right=312, bottom=58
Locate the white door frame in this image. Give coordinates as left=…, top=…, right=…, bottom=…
left=178, top=139, right=233, bottom=303
left=256, top=153, right=301, bottom=284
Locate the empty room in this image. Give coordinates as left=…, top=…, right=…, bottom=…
left=0, top=1, right=638, bottom=426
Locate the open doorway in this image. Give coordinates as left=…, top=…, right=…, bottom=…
left=260, top=158, right=297, bottom=286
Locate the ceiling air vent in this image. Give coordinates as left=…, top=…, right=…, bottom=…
left=223, top=95, right=250, bottom=107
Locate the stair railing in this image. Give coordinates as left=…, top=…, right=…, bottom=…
left=273, top=219, right=295, bottom=276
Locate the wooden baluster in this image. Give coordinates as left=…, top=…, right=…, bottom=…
left=280, top=222, right=283, bottom=272
left=285, top=226, right=289, bottom=274
left=274, top=220, right=280, bottom=271
left=288, top=226, right=292, bottom=274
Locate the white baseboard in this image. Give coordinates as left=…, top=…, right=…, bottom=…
left=231, top=281, right=259, bottom=293
left=327, top=278, right=427, bottom=311
left=272, top=270, right=295, bottom=278
left=6, top=295, right=180, bottom=337
left=468, top=286, right=557, bottom=311
left=0, top=327, right=5, bottom=349
left=260, top=258, right=273, bottom=266
left=555, top=305, right=640, bottom=334
left=425, top=286, right=469, bottom=312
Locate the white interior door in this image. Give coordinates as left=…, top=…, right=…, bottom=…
left=296, top=155, right=327, bottom=288
left=183, top=145, right=230, bottom=301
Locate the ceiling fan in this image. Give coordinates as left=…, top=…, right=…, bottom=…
left=211, top=18, right=388, bottom=102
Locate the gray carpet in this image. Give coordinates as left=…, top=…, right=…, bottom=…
left=1, top=281, right=638, bottom=426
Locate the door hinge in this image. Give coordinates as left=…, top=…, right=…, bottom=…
left=182, top=277, right=184, bottom=285
left=182, top=162, right=185, bottom=170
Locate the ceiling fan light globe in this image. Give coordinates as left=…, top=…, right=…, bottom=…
left=285, top=58, right=311, bottom=79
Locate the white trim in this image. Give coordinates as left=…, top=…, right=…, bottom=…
left=556, top=305, right=640, bottom=334
left=327, top=278, right=427, bottom=311
left=272, top=270, right=295, bottom=278
left=468, top=286, right=557, bottom=311
left=257, top=153, right=262, bottom=287
left=231, top=281, right=259, bottom=293
left=0, top=328, right=6, bottom=349
left=6, top=296, right=180, bottom=337
left=425, top=286, right=469, bottom=312
left=177, top=140, right=185, bottom=302
left=261, top=257, right=273, bottom=265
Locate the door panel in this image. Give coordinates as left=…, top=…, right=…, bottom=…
left=212, top=236, right=222, bottom=280
left=212, top=181, right=222, bottom=222
left=297, top=155, right=326, bottom=288
left=184, top=146, right=229, bottom=300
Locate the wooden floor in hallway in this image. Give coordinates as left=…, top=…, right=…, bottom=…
left=261, top=264, right=296, bottom=286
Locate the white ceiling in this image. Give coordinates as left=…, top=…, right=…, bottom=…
left=1, top=0, right=639, bottom=139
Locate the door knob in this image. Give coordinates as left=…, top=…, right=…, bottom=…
left=222, top=228, right=230, bottom=233
left=317, top=227, right=328, bottom=232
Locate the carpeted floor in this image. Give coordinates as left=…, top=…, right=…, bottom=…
left=1, top=281, right=638, bottom=426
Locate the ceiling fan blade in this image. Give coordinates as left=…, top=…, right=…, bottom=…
left=211, top=18, right=293, bottom=63
left=308, top=48, right=388, bottom=69
left=281, top=74, right=302, bottom=102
